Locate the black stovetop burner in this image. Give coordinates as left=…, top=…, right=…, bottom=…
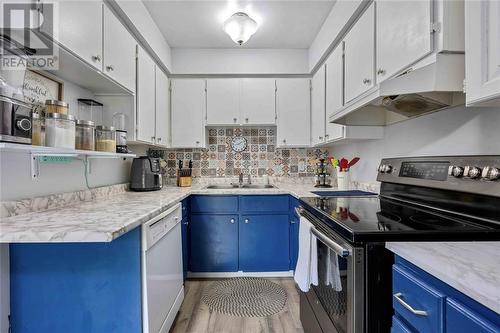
left=299, top=194, right=500, bottom=243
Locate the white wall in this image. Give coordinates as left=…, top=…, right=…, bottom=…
left=171, top=48, right=309, bottom=74
left=0, top=245, right=8, bottom=333
left=308, top=0, right=366, bottom=72
left=329, top=106, right=500, bottom=184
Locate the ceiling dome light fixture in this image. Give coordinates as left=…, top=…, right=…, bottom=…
left=223, top=12, right=258, bottom=45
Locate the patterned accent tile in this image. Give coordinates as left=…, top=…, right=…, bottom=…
left=209, top=128, right=217, bottom=136
left=258, top=129, right=267, bottom=136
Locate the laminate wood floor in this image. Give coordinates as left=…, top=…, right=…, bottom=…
left=170, top=278, right=304, bottom=333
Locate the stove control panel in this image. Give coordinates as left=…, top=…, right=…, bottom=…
left=377, top=156, right=500, bottom=197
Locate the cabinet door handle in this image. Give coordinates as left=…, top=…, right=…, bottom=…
left=377, top=69, right=386, bottom=75
left=245, top=118, right=249, bottom=123
left=393, top=293, right=428, bottom=316
left=230, top=218, right=235, bottom=224
left=290, top=220, right=296, bottom=224
left=91, top=55, right=101, bottom=62
left=151, top=136, right=155, bottom=143
left=282, top=139, right=286, bottom=143
left=157, top=137, right=162, bottom=142
left=319, top=136, right=323, bottom=140
left=183, top=220, right=189, bottom=225
left=233, top=117, right=237, bottom=123
left=363, top=78, right=371, bottom=85
left=244, top=219, right=249, bottom=224
left=196, top=140, right=200, bottom=145
left=106, top=65, right=114, bottom=72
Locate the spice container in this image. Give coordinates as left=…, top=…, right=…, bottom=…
left=75, top=120, right=95, bottom=151
left=45, top=100, right=69, bottom=114
left=45, top=113, right=75, bottom=149
left=77, top=99, right=103, bottom=124
left=95, top=125, right=116, bottom=152
left=31, top=113, right=44, bottom=146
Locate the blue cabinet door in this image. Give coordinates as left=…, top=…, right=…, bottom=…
left=190, top=214, right=239, bottom=272
left=446, top=298, right=500, bottom=333
left=239, top=214, right=290, bottom=272
left=181, top=217, right=189, bottom=280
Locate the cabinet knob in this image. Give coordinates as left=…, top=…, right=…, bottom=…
left=290, top=220, right=296, bottom=224
left=230, top=218, right=235, bottom=224
left=363, top=78, right=371, bottom=84
left=377, top=69, right=386, bottom=75
left=196, top=141, right=200, bottom=145
left=157, top=137, right=162, bottom=142
left=91, top=55, right=101, bottom=62
left=282, top=139, right=286, bottom=143
left=319, top=136, right=323, bottom=140
left=106, top=65, right=114, bottom=72
left=245, top=118, right=249, bottom=123
left=151, top=136, right=155, bottom=142
left=244, top=219, right=249, bottom=224
left=325, top=134, right=329, bottom=138
left=233, top=117, right=237, bottom=123
left=183, top=221, right=189, bottom=225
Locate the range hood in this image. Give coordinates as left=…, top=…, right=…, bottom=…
left=331, top=53, right=465, bottom=126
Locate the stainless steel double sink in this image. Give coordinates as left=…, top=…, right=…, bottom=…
left=204, top=184, right=276, bottom=189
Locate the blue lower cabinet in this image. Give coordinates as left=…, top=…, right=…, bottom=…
left=190, top=214, right=239, bottom=272
left=9, top=227, right=142, bottom=333
left=181, top=217, right=189, bottom=280
left=392, top=316, right=415, bottom=333
left=239, top=214, right=290, bottom=272
left=392, top=264, right=445, bottom=333
left=392, top=256, right=500, bottom=333
left=446, top=298, right=500, bottom=333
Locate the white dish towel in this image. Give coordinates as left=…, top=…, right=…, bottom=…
left=325, top=248, right=343, bottom=291
left=294, top=216, right=318, bottom=292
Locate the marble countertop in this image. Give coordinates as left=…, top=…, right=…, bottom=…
left=386, top=242, right=500, bottom=314
left=0, top=183, right=347, bottom=243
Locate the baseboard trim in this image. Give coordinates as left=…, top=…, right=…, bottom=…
left=187, top=271, right=294, bottom=278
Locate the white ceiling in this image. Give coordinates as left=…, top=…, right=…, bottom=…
left=143, top=0, right=336, bottom=49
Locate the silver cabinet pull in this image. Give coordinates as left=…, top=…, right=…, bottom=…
left=151, top=136, right=155, bottom=143
left=230, top=218, right=235, bottom=224
left=245, top=118, right=249, bottom=123
left=195, top=140, right=200, bottom=145
left=319, top=136, right=323, bottom=140
left=244, top=219, right=249, bottom=224
left=183, top=220, right=189, bottom=225
left=106, top=65, right=114, bottom=72
left=393, top=293, right=428, bottom=316
left=363, top=78, right=371, bottom=84
left=282, top=139, right=286, bottom=143
left=92, top=55, right=101, bottom=62
left=377, top=69, right=386, bottom=75
left=233, top=117, right=237, bottom=123
left=157, top=137, right=162, bottom=142
left=290, top=220, right=296, bottom=224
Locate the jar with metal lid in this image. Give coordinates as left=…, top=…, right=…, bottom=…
left=31, top=113, right=45, bottom=146
left=95, top=126, right=116, bottom=152
left=76, top=120, right=95, bottom=151
left=45, top=100, right=69, bottom=114
left=45, top=113, right=75, bottom=149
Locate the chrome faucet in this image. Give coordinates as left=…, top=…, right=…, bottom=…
left=239, top=173, right=244, bottom=187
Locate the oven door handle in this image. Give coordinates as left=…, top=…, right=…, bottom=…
left=311, top=227, right=351, bottom=258
left=295, top=207, right=351, bottom=258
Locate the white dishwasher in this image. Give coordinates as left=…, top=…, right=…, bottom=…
left=142, top=203, right=184, bottom=333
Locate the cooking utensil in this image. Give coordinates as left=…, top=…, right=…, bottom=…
left=348, top=157, right=360, bottom=168
left=340, top=158, right=349, bottom=171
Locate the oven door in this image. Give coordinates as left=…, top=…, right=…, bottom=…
left=298, top=208, right=365, bottom=333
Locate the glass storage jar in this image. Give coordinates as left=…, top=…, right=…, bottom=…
left=95, top=126, right=116, bottom=152
left=45, top=113, right=75, bottom=149
left=45, top=100, right=69, bottom=114
left=75, top=120, right=95, bottom=151
left=31, top=113, right=44, bottom=146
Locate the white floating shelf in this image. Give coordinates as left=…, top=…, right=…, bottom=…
left=0, top=142, right=136, bottom=159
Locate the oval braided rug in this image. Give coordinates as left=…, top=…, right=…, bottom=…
left=201, top=277, right=287, bottom=317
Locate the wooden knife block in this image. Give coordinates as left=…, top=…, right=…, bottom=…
left=177, top=169, right=192, bottom=187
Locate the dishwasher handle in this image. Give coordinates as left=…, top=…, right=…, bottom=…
left=295, top=206, right=351, bottom=258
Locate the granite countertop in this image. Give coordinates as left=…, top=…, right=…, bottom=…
left=0, top=183, right=349, bottom=243
left=386, top=242, right=500, bottom=314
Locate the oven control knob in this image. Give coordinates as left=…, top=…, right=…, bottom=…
left=467, top=166, right=482, bottom=179
left=16, top=118, right=32, bottom=132
left=482, top=167, right=500, bottom=181
left=451, top=166, right=464, bottom=178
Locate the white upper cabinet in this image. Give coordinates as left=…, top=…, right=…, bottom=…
left=171, top=79, right=206, bottom=148
left=51, top=0, right=103, bottom=70
left=465, top=0, right=500, bottom=106
left=376, top=0, right=433, bottom=83
left=276, top=79, right=311, bottom=147
left=240, top=79, right=276, bottom=125
left=325, top=43, right=346, bottom=142
left=343, top=2, right=375, bottom=103
left=311, top=66, right=326, bottom=146
left=155, top=69, right=170, bottom=147
left=136, top=46, right=156, bottom=144
left=103, top=5, right=136, bottom=92
left=206, top=79, right=240, bottom=125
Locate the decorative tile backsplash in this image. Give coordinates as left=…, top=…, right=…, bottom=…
left=149, top=127, right=329, bottom=179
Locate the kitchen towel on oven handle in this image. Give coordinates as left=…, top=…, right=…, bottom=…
left=294, top=216, right=318, bottom=292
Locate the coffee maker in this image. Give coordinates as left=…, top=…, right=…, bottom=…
left=130, top=156, right=163, bottom=191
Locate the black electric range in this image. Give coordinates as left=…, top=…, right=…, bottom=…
left=297, top=156, right=500, bottom=333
